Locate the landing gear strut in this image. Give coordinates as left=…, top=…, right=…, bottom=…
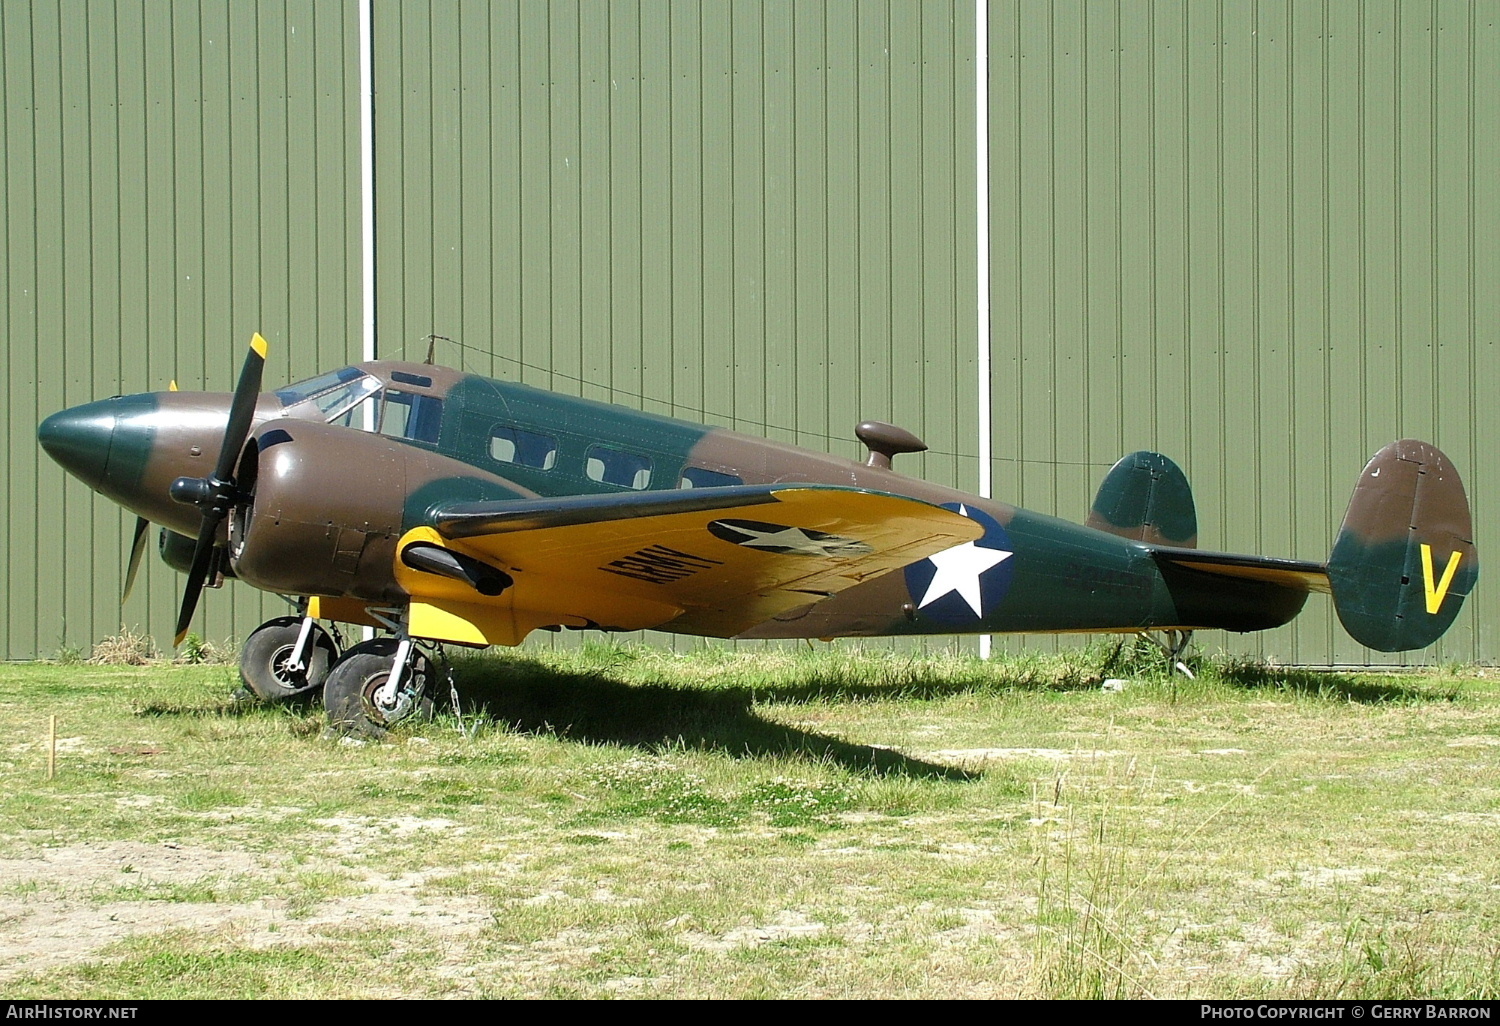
left=323, top=637, right=435, bottom=738
left=239, top=614, right=340, bottom=701
left=1140, top=629, right=1196, bottom=678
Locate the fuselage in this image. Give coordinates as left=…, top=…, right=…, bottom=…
left=39, top=360, right=1306, bottom=642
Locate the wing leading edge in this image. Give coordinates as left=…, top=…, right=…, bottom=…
left=393, top=485, right=985, bottom=646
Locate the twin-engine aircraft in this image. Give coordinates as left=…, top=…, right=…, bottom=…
left=39, top=335, right=1478, bottom=735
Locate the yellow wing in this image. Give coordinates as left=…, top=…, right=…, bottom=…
left=389, top=485, right=984, bottom=646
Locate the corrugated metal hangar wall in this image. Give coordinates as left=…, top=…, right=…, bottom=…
left=2, top=1, right=1494, bottom=665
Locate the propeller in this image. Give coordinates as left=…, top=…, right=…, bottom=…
left=167, top=333, right=268, bottom=645
left=120, top=515, right=150, bottom=604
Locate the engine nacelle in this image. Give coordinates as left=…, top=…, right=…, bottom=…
left=158, top=528, right=198, bottom=575
left=228, top=420, right=531, bottom=602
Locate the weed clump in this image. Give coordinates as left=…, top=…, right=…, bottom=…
left=87, top=626, right=157, bottom=666
left=175, top=633, right=234, bottom=665
left=1293, top=919, right=1500, bottom=1000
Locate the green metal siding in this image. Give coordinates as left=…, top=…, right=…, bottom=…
left=2, top=1, right=362, bottom=659
left=372, top=0, right=975, bottom=478
left=984, top=0, right=1497, bottom=664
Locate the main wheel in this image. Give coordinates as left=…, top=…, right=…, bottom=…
left=239, top=616, right=339, bottom=701
left=324, top=638, right=434, bottom=738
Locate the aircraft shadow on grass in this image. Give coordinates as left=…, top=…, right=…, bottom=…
left=130, top=652, right=1452, bottom=775
left=130, top=656, right=977, bottom=780
left=1213, top=663, right=1459, bottom=704
left=445, top=655, right=979, bottom=781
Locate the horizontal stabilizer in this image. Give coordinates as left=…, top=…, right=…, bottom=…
left=1150, top=546, right=1330, bottom=595
left=1144, top=545, right=1323, bottom=633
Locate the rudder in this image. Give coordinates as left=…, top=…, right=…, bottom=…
left=1328, top=440, right=1478, bottom=652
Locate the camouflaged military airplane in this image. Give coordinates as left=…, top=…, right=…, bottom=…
left=38, top=335, right=1478, bottom=735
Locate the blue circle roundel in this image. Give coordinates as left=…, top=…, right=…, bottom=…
left=902, top=503, right=1016, bottom=626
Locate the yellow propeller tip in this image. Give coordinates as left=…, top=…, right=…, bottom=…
left=173, top=629, right=188, bottom=648
left=250, top=333, right=269, bottom=359
left=169, top=380, right=178, bottom=392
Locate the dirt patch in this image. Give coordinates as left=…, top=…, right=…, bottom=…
left=0, top=840, right=251, bottom=890
left=0, top=840, right=492, bottom=984
left=928, top=747, right=1127, bottom=765
left=679, top=909, right=828, bottom=952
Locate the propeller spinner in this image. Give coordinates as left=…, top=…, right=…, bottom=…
left=167, top=333, right=269, bottom=645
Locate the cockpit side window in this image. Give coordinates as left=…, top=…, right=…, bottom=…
left=380, top=389, right=444, bottom=443
left=276, top=368, right=382, bottom=426
left=330, top=392, right=380, bottom=429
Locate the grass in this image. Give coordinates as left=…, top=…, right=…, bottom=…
left=0, top=641, right=1497, bottom=998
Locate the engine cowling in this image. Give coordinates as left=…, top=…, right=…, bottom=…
left=228, top=420, right=532, bottom=602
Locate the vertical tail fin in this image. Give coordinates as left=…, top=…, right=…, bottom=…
left=1328, top=440, right=1478, bottom=652
left=1085, top=451, right=1199, bottom=548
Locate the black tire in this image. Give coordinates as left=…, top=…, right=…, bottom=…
left=324, top=638, right=434, bottom=737
left=239, top=616, right=338, bottom=702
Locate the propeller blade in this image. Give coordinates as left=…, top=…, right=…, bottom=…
left=173, top=332, right=269, bottom=647
left=121, top=516, right=149, bottom=605
left=174, top=520, right=222, bottom=647
left=213, top=332, right=268, bottom=484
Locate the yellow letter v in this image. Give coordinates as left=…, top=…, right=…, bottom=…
left=1421, top=543, right=1463, bottom=615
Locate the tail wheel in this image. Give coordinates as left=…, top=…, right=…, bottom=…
left=324, top=638, right=434, bottom=738
left=240, top=616, right=338, bottom=701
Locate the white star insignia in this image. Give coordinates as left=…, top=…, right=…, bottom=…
left=917, top=505, right=1013, bottom=616
left=729, top=524, right=871, bottom=558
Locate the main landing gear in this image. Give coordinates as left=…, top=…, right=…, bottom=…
left=238, top=603, right=437, bottom=739
left=319, top=605, right=438, bottom=738
left=323, top=636, right=435, bottom=738
left=239, top=614, right=341, bottom=701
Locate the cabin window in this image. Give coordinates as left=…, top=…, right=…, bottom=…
left=679, top=466, right=742, bottom=488
left=585, top=444, right=652, bottom=490
left=380, top=389, right=444, bottom=443
left=489, top=424, right=557, bottom=470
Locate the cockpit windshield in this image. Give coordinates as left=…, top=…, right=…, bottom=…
left=275, top=367, right=383, bottom=426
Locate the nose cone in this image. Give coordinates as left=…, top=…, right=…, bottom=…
left=38, top=400, right=118, bottom=489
